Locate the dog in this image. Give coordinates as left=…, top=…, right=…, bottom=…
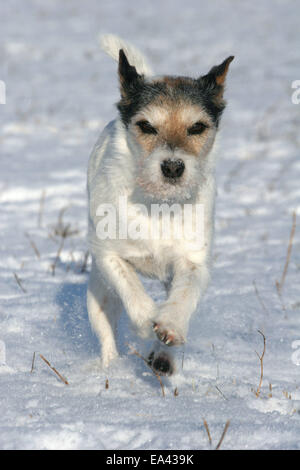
left=87, top=34, right=233, bottom=375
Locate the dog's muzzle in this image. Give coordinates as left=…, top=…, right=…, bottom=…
left=161, top=159, right=185, bottom=180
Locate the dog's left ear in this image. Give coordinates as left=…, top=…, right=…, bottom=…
left=199, top=56, right=234, bottom=101
left=207, top=56, right=234, bottom=86
left=118, top=49, right=144, bottom=98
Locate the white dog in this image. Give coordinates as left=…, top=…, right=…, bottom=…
left=87, top=35, right=233, bottom=375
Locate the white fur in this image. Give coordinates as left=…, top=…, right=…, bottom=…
left=100, top=34, right=153, bottom=76
left=87, top=36, right=218, bottom=371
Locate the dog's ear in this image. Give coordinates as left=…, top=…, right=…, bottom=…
left=118, top=49, right=144, bottom=98
left=206, top=56, right=234, bottom=86
left=199, top=56, right=234, bottom=101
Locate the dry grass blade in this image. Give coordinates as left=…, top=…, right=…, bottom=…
left=79, top=250, right=89, bottom=273
left=276, top=211, right=297, bottom=296
left=181, top=349, right=185, bottom=370
left=13, top=272, right=27, bottom=293
left=215, top=385, right=227, bottom=401
left=38, top=190, right=46, bottom=228
left=253, top=280, right=269, bottom=315
left=255, top=330, right=266, bottom=397
left=51, top=237, right=65, bottom=276
left=127, top=343, right=165, bottom=397
left=215, top=420, right=230, bottom=450
left=30, top=351, right=36, bottom=373
left=25, top=232, right=40, bottom=259
left=53, top=207, right=79, bottom=239
left=50, top=207, right=80, bottom=276
left=39, top=354, right=69, bottom=385
left=268, top=383, right=273, bottom=398
left=203, top=419, right=212, bottom=446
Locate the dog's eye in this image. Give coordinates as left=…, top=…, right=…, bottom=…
left=136, top=120, right=158, bottom=135
left=187, top=122, right=208, bottom=136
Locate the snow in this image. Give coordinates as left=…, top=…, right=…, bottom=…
left=1, top=0, right=300, bottom=450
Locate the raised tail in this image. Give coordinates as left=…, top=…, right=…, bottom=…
left=99, top=34, right=153, bottom=77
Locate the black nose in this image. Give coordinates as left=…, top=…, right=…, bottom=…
left=161, top=159, right=185, bottom=179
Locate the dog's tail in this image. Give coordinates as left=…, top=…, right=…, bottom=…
left=99, top=34, right=153, bottom=76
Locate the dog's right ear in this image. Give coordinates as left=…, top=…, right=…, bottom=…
left=199, top=56, right=234, bottom=103
left=118, top=49, right=144, bottom=98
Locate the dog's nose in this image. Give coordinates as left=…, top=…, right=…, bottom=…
left=161, top=159, right=185, bottom=179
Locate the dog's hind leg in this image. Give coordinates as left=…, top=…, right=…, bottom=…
left=87, top=260, right=123, bottom=368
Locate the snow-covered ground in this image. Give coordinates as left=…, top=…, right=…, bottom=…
left=1, top=0, right=300, bottom=450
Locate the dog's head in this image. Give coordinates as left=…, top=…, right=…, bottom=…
left=117, top=49, right=233, bottom=202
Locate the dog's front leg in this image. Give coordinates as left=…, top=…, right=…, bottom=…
left=153, top=259, right=210, bottom=346
left=97, top=253, right=157, bottom=338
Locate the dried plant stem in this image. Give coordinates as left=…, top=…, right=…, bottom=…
left=276, top=211, right=297, bottom=296
left=25, top=232, right=40, bottom=259
left=253, top=280, right=269, bottom=315
left=51, top=236, right=65, bottom=276
left=127, top=343, right=165, bottom=397
left=50, top=207, right=80, bottom=276
left=30, top=351, right=36, bottom=373
left=79, top=250, right=89, bottom=273
left=203, top=419, right=212, bottom=446
left=13, top=272, right=27, bottom=293
left=38, top=190, right=46, bottom=227
left=181, top=349, right=185, bottom=370
left=39, top=354, right=69, bottom=385
left=268, top=383, right=273, bottom=398
left=255, top=330, right=266, bottom=397
left=215, top=420, right=230, bottom=450
left=215, top=385, right=227, bottom=401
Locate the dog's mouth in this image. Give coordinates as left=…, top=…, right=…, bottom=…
left=135, top=173, right=197, bottom=203
left=135, top=155, right=200, bottom=202
left=162, top=177, right=181, bottom=185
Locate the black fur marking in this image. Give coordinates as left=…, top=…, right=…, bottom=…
left=117, top=51, right=233, bottom=128
left=187, top=121, right=208, bottom=135
left=117, top=74, right=226, bottom=128
left=117, top=79, right=165, bottom=127
left=206, top=56, right=234, bottom=85
left=136, top=119, right=158, bottom=134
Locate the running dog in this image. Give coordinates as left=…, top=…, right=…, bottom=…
left=87, top=35, right=233, bottom=375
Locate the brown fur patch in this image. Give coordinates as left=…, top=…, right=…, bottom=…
left=132, top=95, right=213, bottom=157
left=159, top=75, right=195, bottom=88
left=215, top=56, right=234, bottom=86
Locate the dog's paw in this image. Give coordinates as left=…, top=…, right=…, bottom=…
left=152, top=322, right=185, bottom=346
left=148, top=351, right=174, bottom=376
left=101, top=348, right=119, bottom=369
